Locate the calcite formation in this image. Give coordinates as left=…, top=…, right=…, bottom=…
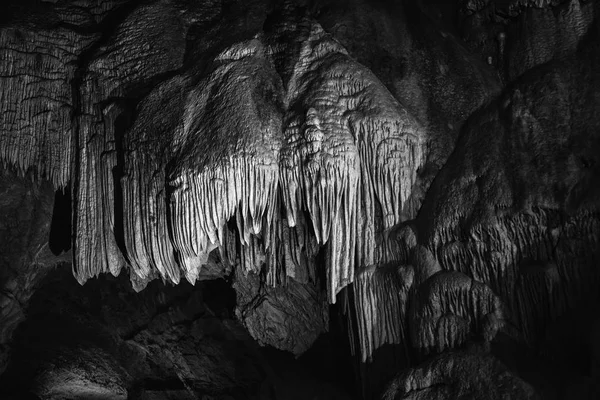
left=0, top=0, right=429, bottom=361
left=1, top=2, right=426, bottom=306
left=350, top=264, right=413, bottom=362
left=0, top=0, right=599, bottom=398
left=0, top=26, right=94, bottom=188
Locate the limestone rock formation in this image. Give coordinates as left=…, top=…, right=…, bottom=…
left=0, top=0, right=599, bottom=399
left=382, top=351, right=539, bottom=400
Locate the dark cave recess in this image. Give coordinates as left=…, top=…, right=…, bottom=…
left=0, top=268, right=358, bottom=400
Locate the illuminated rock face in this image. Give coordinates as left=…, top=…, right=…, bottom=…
left=0, top=0, right=599, bottom=399
left=1, top=0, right=429, bottom=353
left=1, top=1, right=427, bottom=298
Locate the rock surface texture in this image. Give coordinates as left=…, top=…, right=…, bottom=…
left=0, top=0, right=599, bottom=399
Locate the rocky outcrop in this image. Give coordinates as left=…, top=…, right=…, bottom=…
left=233, top=263, right=329, bottom=355
left=382, top=351, right=539, bottom=400
left=0, top=267, right=355, bottom=399
left=410, top=14, right=600, bottom=350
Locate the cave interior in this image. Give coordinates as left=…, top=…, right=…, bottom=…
left=0, top=0, right=599, bottom=399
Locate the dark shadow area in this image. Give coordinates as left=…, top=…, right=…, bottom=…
left=356, top=343, right=411, bottom=400
left=48, top=187, right=71, bottom=255
left=0, top=266, right=358, bottom=400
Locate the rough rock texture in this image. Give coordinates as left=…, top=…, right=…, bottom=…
left=382, top=351, right=539, bottom=400
left=0, top=267, right=355, bottom=400
left=0, top=0, right=599, bottom=399
left=318, top=0, right=502, bottom=176
left=410, top=12, right=600, bottom=352
left=0, top=169, right=67, bottom=376
left=233, top=263, right=329, bottom=355
left=455, top=0, right=597, bottom=80
left=1, top=0, right=430, bottom=360
left=409, top=269, right=505, bottom=357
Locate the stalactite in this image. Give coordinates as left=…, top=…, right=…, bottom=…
left=1, top=9, right=427, bottom=363
left=278, top=22, right=425, bottom=302
left=1, top=10, right=428, bottom=328
left=0, top=26, right=95, bottom=188
left=72, top=106, right=128, bottom=283
left=120, top=75, right=188, bottom=284
left=68, top=0, right=190, bottom=284
left=1, top=2, right=599, bottom=388
left=351, top=264, right=413, bottom=362
left=280, top=210, right=319, bottom=284
left=168, top=57, right=282, bottom=284
left=281, top=101, right=360, bottom=302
